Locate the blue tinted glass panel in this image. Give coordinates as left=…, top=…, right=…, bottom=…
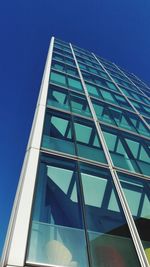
left=42, top=111, right=75, bottom=155
left=50, top=71, right=67, bottom=87
left=80, top=164, right=140, bottom=267
left=103, top=127, right=150, bottom=176
left=27, top=156, right=88, bottom=267
left=68, top=77, right=83, bottom=92
left=74, top=117, right=107, bottom=163
left=47, top=86, right=69, bottom=111
left=118, top=173, right=150, bottom=263
left=70, top=92, right=92, bottom=118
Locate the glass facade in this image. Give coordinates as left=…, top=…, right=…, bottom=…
left=26, top=38, right=150, bottom=267
left=3, top=37, right=150, bottom=267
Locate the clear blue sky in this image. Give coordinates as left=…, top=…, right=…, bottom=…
left=0, top=0, right=150, bottom=256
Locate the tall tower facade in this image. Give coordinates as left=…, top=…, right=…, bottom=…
left=1, top=37, right=150, bottom=267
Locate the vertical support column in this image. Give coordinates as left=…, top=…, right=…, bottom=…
left=1, top=37, right=54, bottom=267
left=70, top=46, right=149, bottom=267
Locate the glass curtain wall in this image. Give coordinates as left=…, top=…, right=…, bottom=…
left=26, top=38, right=150, bottom=267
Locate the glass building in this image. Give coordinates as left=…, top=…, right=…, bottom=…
left=1, top=37, right=150, bottom=267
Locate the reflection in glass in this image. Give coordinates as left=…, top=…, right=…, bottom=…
left=47, top=86, right=91, bottom=118
left=27, top=156, right=88, bottom=267
left=80, top=163, right=140, bottom=267
left=118, top=173, right=150, bottom=264
left=130, top=99, right=150, bottom=118
left=103, top=126, right=150, bottom=176
left=70, top=92, right=92, bottom=118
left=52, top=60, right=79, bottom=77
left=74, top=117, right=106, bottom=163
left=50, top=70, right=83, bottom=92
left=47, top=86, right=69, bottom=111
left=42, top=111, right=75, bottom=155
left=92, top=99, right=150, bottom=137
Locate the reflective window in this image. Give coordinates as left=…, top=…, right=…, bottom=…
left=53, top=53, right=75, bottom=66
left=144, top=117, right=150, bottom=127
left=47, top=86, right=92, bottom=118
left=108, top=70, right=129, bottom=82
left=80, top=163, right=140, bottom=267
left=118, top=173, right=150, bottom=264
left=53, top=47, right=73, bottom=59
left=55, top=39, right=70, bottom=48
left=50, top=71, right=66, bottom=87
left=42, top=111, right=106, bottom=164
left=47, top=86, right=69, bottom=111
left=130, top=99, right=150, bottom=118
left=86, top=83, right=100, bottom=97
left=69, top=92, right=92, bottom=118
left=86, top=83, right=132, bottom=110
left=112, top=76, right=137, bottom=91
left=50, top=71, right=83, bottom=92
left=42, top=111, right=75, bottom=155
left=54, top=42, right=71, bottom=53
left=27, top=155, right=88, bottom=267
left=81, top=71, right=118, bottom=91
left=78, top=63, right=110, bottom=80
left=74, top=117, right=106, bottom=163
left=77, top=56, right=104, bottom=71
left=52, top=60, right=79, bottom=77
left=119, top=86, right=150, bottom=105
left=102, top=126, right=150, bottom=176
left=68, top=77, right=83, bottom=91
left=92, top=99, right=150, bottom=137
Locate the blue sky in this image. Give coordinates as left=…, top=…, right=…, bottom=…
left=0, top=0, right=150, bottom=256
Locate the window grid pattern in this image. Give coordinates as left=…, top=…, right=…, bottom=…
left=26, top=38, right=150, bottom=267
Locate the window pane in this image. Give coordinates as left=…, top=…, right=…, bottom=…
left=70, top=92, right=92, bottom=118
left=66, top=66, right=78, bottom=77
left=74, top=117, right=106, bottom=163
left=106, top=81, right=118, bottom=91
left=50, top=71, right=66, bottom=87
left=42, top=111, right=75, bottom=155
left=47, top=86, right=70, bottom=111
left=93, top=100, right=116, bottom=126
left=118, top=173, right=150, bottom=264
left=27, top=156, right=88, bottom=267
left=131, top=99, right=150, bottom=117
left=52, top=61, right=65, bottom=71
left=68, top=77, right=83, bottom=92
left=111, top=108, right=136, bottom=132
left=103, top=127, right=150, bottom=176
left=86, top=83, right=99, bottom=97
left=53, top=53, right=64, bottom=62
left=101, top=89, right=115, bottom=103
left=80, top=164, right=141, bottom=267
